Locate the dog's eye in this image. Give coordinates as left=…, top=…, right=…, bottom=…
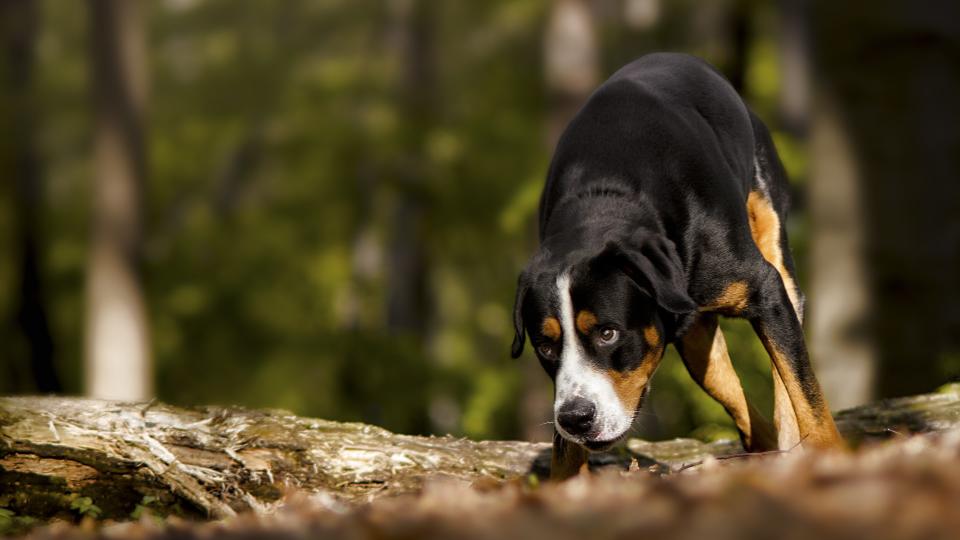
left=537, top=343, right=557, bottom=359
left=598, top=327, right=619, bottom=345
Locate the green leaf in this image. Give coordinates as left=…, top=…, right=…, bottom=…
left=131, top=505, right=146, bottom=520
left=70, top=497, right=102, bottom=518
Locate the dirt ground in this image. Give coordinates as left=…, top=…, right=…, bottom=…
left=16, top=430, right=960, bottom=540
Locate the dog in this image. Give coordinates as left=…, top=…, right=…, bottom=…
left=510, top=53, right=843, bottom=480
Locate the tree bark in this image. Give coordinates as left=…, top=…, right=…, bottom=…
left=384, top=0, right=433, bottom=338
left=808, top=1, right=960, bottom=399
left=686, top=0, right=750, bottom=93
left=807, top=92, right=876, bottom=410
left=0, top=397, right=551, bottom=520
left=777, top=0, right=811, bottom=134
left=85, top=0, right=152, bottom=400
left=3, top=389, right=958, bottom=522
left=1, top=0, right=60, bottom=393
left=543, top=0, right=599, bottom=148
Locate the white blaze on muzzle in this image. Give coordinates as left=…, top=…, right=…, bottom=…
left=553, top=273, right=634, bottom=443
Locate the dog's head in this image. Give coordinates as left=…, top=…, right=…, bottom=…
left=511, top=231, right=695, bottom=450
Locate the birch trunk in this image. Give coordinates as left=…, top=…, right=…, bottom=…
left=85, top=0, right=151, bottom=400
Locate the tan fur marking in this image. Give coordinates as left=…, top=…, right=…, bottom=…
left=748, top=191, right=831, bottom=448
left=702, top=281, right=750, bottom=313
left=679, top=315, right=776, bottom=451
left=541, top=317, right=561, bottom=341
left=606, top=346, right=663, bottom=412
left=771, top=365, right=801, bottom=449
left=575, top=310, right=598, bottom=335
left=747, top=191, right=802, bottom=321
left=643, top=325, right=660, bottom=348
left=759, top=335, right=843, bottom=449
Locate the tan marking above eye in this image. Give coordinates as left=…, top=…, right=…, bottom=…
left=541, top=317, right=561, bottom=341
left=575, top=310, right=598, bottom=335
left=643, top=325, right=659, bottom=348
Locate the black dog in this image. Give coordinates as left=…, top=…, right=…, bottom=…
left=511, top=53, right=842, bottom=480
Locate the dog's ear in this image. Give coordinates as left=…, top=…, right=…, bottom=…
left=601, top=235, right=696, bottom=314
left=510, top=272, right=531, bottom=358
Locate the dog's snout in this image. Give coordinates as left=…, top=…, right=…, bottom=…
left=557, top=398, right=597, bottom=436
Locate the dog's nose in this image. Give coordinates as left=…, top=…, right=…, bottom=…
left=557, top=398, right=597, bottom=436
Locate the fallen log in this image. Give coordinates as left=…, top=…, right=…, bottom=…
left=2, top=385, right=958, bottom=524
left=0, top=397, right=551, bottom=521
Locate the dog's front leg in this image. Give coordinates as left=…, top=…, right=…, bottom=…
left=550, top=431, right=588, bottom=480
left=677, top=313, right=777, bottom=451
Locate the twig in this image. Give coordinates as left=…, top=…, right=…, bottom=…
left=675, top=436, right=808, bottom=473
left=139, top=398, right=159, bottom=417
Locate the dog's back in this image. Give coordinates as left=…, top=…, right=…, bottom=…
left=540, top=53, right=766, bottom=243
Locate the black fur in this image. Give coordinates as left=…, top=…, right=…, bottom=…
left=511, top=53, right=818, bottom=410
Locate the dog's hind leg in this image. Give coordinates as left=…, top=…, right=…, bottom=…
left=677, top=313, right=777, bottom=451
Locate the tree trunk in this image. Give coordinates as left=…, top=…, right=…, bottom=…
left=808, top=1, right=960, bottom=399
left=777, top=0, right=810, bottom=134
left=85, top=0, right=151, bottom=400
left=2, top=389, right=959, bottom=522
left=807, top=92, right=876, bottom=410
left=780, top=0, right=877, bottom=412
left=1, top=0, right=60, bottom=393
left=384, top=0, right=432, bottom=338
left=543, top=0, right=599, bottom=147
left=687, top=0, right=750, bottom=93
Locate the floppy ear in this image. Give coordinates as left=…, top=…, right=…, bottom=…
left=511, top=272, right=530, bottom=358
left=603, top=235, right=697, bottom=314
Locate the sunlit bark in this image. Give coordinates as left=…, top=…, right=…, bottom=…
left=808, top=93, right=876, bottom=409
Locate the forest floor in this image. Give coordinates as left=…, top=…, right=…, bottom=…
left=11, top=430, right=960, bottom=540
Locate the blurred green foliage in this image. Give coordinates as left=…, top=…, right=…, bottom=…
left=1, top=0, right=808, bottom=443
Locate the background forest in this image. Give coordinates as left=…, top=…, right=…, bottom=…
left=2, top=0, right=958, bottom=445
